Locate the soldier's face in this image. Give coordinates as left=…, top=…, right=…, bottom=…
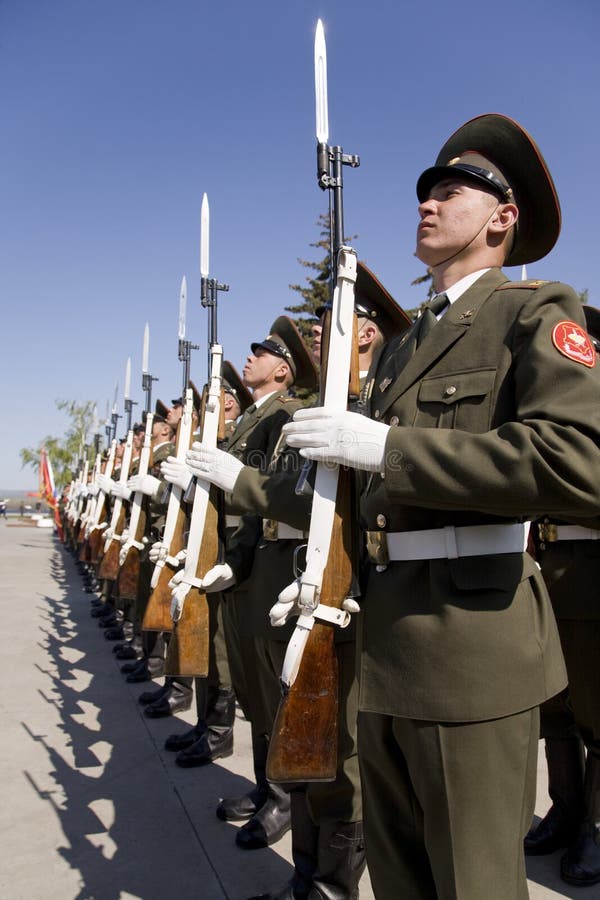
left=243, top=348, right=287, bottom=388
left=311, top=321, right=323, bottom=363
left=416, top=178, right=498, bottom=267
left=167, top=404, right=182, bottom=426
left=133, top=432, right=144, bottom=451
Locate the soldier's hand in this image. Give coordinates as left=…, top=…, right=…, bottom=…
left=271, top=580, right=361, bottom=627
left=111, top=481, right=132, bottom=501
left=170, top=581, right=188, bottom=622
left=127, top=474, right=161, bottom=497
left=270, top=578, right=302, bottom=627
left=200, top=563, right=236, bottom=592
left=87, top=483, right=100, bottom=497
left=97, top=474, right=113, bottom=494
left=186, top=443, right=244, bottom=492
left=148, top=541, right=166, bottom=564
left=284, top=408, right=390, bottom=473
left=161, top=457, right=193, bottom=492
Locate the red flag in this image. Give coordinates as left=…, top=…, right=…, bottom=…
left=39, top=448, right=63, bottom=539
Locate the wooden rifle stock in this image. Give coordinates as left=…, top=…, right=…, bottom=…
left=267, top=467, right=355, bottom=782
left=98, top=506, right=127, bottom=580
left=142, top=500, right=186, bottom=632
left=164, top=483, right=219, bottom=677
left=165, top=370, right=225, bottom=676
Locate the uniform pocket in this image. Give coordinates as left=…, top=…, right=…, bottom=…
left=415, top=367, right=496, bottom=430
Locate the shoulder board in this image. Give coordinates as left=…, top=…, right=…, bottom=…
left=497, top=280, right=550, bottom=290
left=278, top=396, right=299, bottom=404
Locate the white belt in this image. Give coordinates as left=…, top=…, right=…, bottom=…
left=225, top=515, right=241, bottom=529
left=552, top=526, right=600, bottom=542
left=375, top=523, right=528, bottom=562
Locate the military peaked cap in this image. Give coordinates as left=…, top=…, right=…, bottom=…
left=416, top=113, right=561, bottom=266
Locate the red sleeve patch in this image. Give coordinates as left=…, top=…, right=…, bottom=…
left=552, top=321, right=596, bottom=368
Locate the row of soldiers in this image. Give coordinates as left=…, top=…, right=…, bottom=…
left=61, top=112, right=600, bottom=900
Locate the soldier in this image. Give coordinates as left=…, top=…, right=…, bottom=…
left=162, top=319, right=314, bottom=849
left=157, top=367, right=253, bottom=750
left=189, top=115, right=600, bottom=899
left=524, top=305, right=600, bottom=888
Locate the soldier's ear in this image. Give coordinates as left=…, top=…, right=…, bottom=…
left=490, top=201, right=518, bottom=236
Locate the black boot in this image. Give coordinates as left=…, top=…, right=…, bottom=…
left=144, top=681, right=193, bottom=718
left=177, top=687, right=236, bottom=766
left=165, top=721, right=206, bottom=752
left=138, top=683, right=171, bottom=706
left=217, top=731, right=269, bottom=822
left=235, top=782, right=291, bottom=849
left=561, top=752, right=600, bottom=886
left=308, top=820, right=366, bottom=900
left=524, top=736, right=585, bottom=855
left=250, top=790, right=317, bottom=899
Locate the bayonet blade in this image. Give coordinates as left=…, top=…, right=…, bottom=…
left=112, top=379, right=119, bottom=414
left=200, top=193, right=210, bottom=277
left=178, top=276, right=187, bottom=340
left=142, top=323, right=150, bottom=374
left=124, top=359, right=131, bottom=401
left=314, top=19, right=329, bottom=144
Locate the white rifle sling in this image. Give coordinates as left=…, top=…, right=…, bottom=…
left=282, top=247, right=357, bottom=689
left=150, top=388, right=194, bottom=589
left=177, top=345, right=223, bottom=599
left=121, top=413, right=154, bottom=562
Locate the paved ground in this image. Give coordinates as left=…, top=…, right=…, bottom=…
left=0, top=523, right=596, bottom=899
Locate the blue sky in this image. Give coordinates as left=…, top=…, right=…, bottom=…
left=2, top=0, right=599, bottom=488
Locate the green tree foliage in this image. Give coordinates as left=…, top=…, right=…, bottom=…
left=286, top=212, right=334, bottom=344
left=20, top=399, right=100, bottom=489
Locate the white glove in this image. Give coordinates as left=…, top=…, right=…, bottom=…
left=170, top=577, right=188, bottom=621
left=149, top=541, right=166, bottom=564
left=97, top=474, right=114, bottom=494
left=283, top=408, right=390, bottom=473
left=161, top=457, right=193, bottom=492
left=127, top=474, right=161, bottom=497
left=270, top=578, right=361, bottom=627
left=119, top=529, right=130, bottom=544
left=87, top=483, right=99, bottom=497
left=199, top=563, right=236, bottom=592
left=111, top=481, right=132, bottom=500
left=186, top=443, right=244, bottom=492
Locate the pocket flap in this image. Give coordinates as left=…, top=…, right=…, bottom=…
left=418, top=369, right=496, bottom=405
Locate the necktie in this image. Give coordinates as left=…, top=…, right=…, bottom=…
left=414, top=292, right=450, bottom=346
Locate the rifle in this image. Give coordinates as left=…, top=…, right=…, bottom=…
left=165, top=193, right=227, bottom=677
left=98, top=358, right=136, bottom=581
left=118, top=323, right=158, bottom=600
left=267, top=20, right=360, bottom=783
left=78, top=452, right=101, bottom=561
left=87, top=439, right=117, bottom=564
left=143, top=277, right=198, bottom=632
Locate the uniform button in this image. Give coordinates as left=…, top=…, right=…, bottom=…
left=389, top=415, right=399, bottom=426
left=445, top=385, right=457, bottom=396
left=240, top=441, right=247, bottom=449
left=374, top=409, right=380, bottom=419
left=376, top=514, right=387, bottom=528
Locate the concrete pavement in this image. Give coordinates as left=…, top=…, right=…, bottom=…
left=0, top=523, right=596, bottom=899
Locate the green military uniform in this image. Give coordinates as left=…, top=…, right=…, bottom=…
left=234, top=116, right=600, bottom=898
left=525, top=305, right=600, bottom=886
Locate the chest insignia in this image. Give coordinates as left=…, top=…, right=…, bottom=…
left=378, top=376, right=392, bottom=393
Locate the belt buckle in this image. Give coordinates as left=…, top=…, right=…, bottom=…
left=538, top=522, right=558, bottom=543
left=263, top=519, right=278, bottom=541
left=366, top=530, right=390, bottom=566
